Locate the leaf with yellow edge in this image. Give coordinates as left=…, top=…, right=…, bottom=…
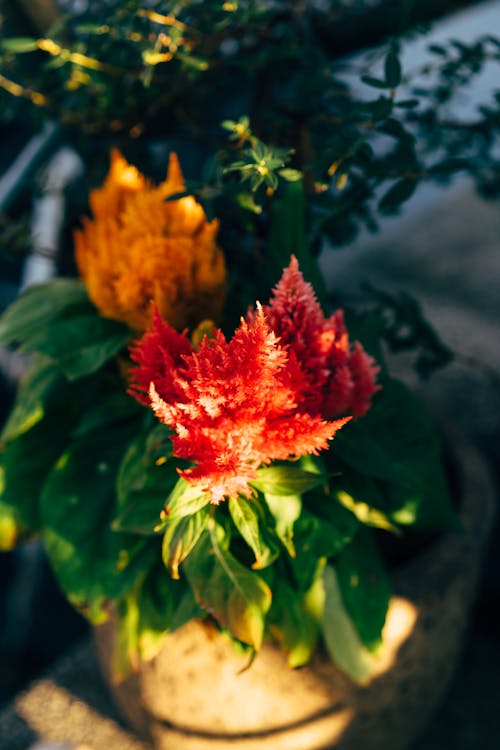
left=322, top=565, right=380, bottom=685
left=184, top=521, right=272, bottom=649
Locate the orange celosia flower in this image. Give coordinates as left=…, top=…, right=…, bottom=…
left=74, top=149, right=226, bottom=332
left=129, top=257, right=380, bottom=504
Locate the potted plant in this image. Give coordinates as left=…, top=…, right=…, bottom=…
left=0, top=2, right=497, bottom=749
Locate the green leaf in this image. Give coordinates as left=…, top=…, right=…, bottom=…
left=0, top=280, right=131, bottom=379
left=278, top=168, right=303, bottom=182
left=384, top=50, right=402, bottom=88
left=137, top=572, right=202, bottom=662
left=114, top=423, right=180, bottom=535
left=1, top=37, right=39, bottom=53
left=263, top=493, right=302, bottom=557
left=162, top=505, right=211, bottom=579
left=361, top=75, right=390, bottom=89
left=163, top=478, right=211, bottom=521
left=252, top=464, right=326, bottom=497
left=269, top=572, right=324, bottom=667
left=0, top=280, right=88, bottom=345
left=395, top=99, right=419, bottom=109
left=236, top=192, right=262, bottom=214
left=334, top=488, right=399, bottom=534
left=0, top=501, right=21, bottom=550
left=113, top=590, right=141, bottom=679
left=228, top=495, right=280, bottom=569
left=112, top=566, right=202, bottom=679
left=378, top=179, right=417, bottom=214
left=268, top=179, right=328, bottom=306
left=1, top=355, right=68, bottom=444
left=332, top=379, right=456, bottom=530
left=335, top=528, right=391, bottom=650
left=322, top=565, right=381, bottom=685
left=184, top=522, right=272, bottom=649
left=40, top=424, right=155, bottom=622
left=290, top=506, right=358, bottom=591
left=0, top=402, right=80, bottom=535
left=33, top=313, right=131, bottom=380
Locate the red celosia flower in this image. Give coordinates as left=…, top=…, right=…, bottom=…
left=129, top=257, right=379, bottom=504
left=261, top=256, right=380, bottom=418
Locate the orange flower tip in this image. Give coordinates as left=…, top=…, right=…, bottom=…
left=75, top=149, right=226, bottom=332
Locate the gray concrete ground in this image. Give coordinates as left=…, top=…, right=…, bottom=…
left=0, top=183, right=498, bottom=749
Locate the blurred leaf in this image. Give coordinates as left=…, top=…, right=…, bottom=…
left=252, top=464, right=326, bottom=497
left=322, top=565, right=380, bottom=685
left=228, top=495, right=280, bottom=569
left=384, top=50, right=402, bottom=88
left=378, top=178, right=417, bottom=214
left=1, top=38, right=39, bottom=53
left=184, top=521, right=271, bottom=649
left=335, top=527, right=391, bottom=650
left=269, top=573, right=324, bottom=667
left=162, top=505, right=211, bottom=578
left=361, top=76, right=390, bottom=90
left=40, top=423, right=155, bottom=623
left=114, top=423, right=179, bottom=535
left=0, top=280, right=131, bottom=380
left=163, top=478, right=211, bottom=520
left=264, top=492, right=302, bottom=557
left=290, top=506, right=358, bottom=590
left=333, top=379, right=457, bottom=530
left=1, top=355, right=66, bottom=443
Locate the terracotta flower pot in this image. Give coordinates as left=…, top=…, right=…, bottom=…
left=95, top=427, right=495, bottom=750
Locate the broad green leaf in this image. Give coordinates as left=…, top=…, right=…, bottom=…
left=0, top=279, right=131, bottom=379
left=252, top=464, right=326, bottom=497
left=40, top=424, right=155, bottom=622
left=0, top=406, right=78, bottom=534
left=32, top=313, right=131, bottom=380
left=269, top=572, right=324, bottom=667
left=1, top=355, right=69, bottom=444
left=0, top=280, right=88, bottom=344
left=114, top=423, right=180, bottom=535
left=290, top=506, right=358, bottom=591
left=264, top=493, right=302, bottom=556
left=335, top=527, right=391, bottom=650
left=74, top=391, right=142, bottom=437
left=163, top=478, right=211, bottom=520
left=228, top=495, right=280, bottom=569
left=184, top=522, right=271, bottom=649
left=322, top=565, right=380, bottom=685
left=162, top=505, right=211, bottom=578
left=332, top=379, right=456, bottom=529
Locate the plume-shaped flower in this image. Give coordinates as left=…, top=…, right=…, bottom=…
left=75, top=150, right=227, bottom=332
left=262, top=256, right=380, bottom=418
left=130, top=258, right=379, bottom=504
